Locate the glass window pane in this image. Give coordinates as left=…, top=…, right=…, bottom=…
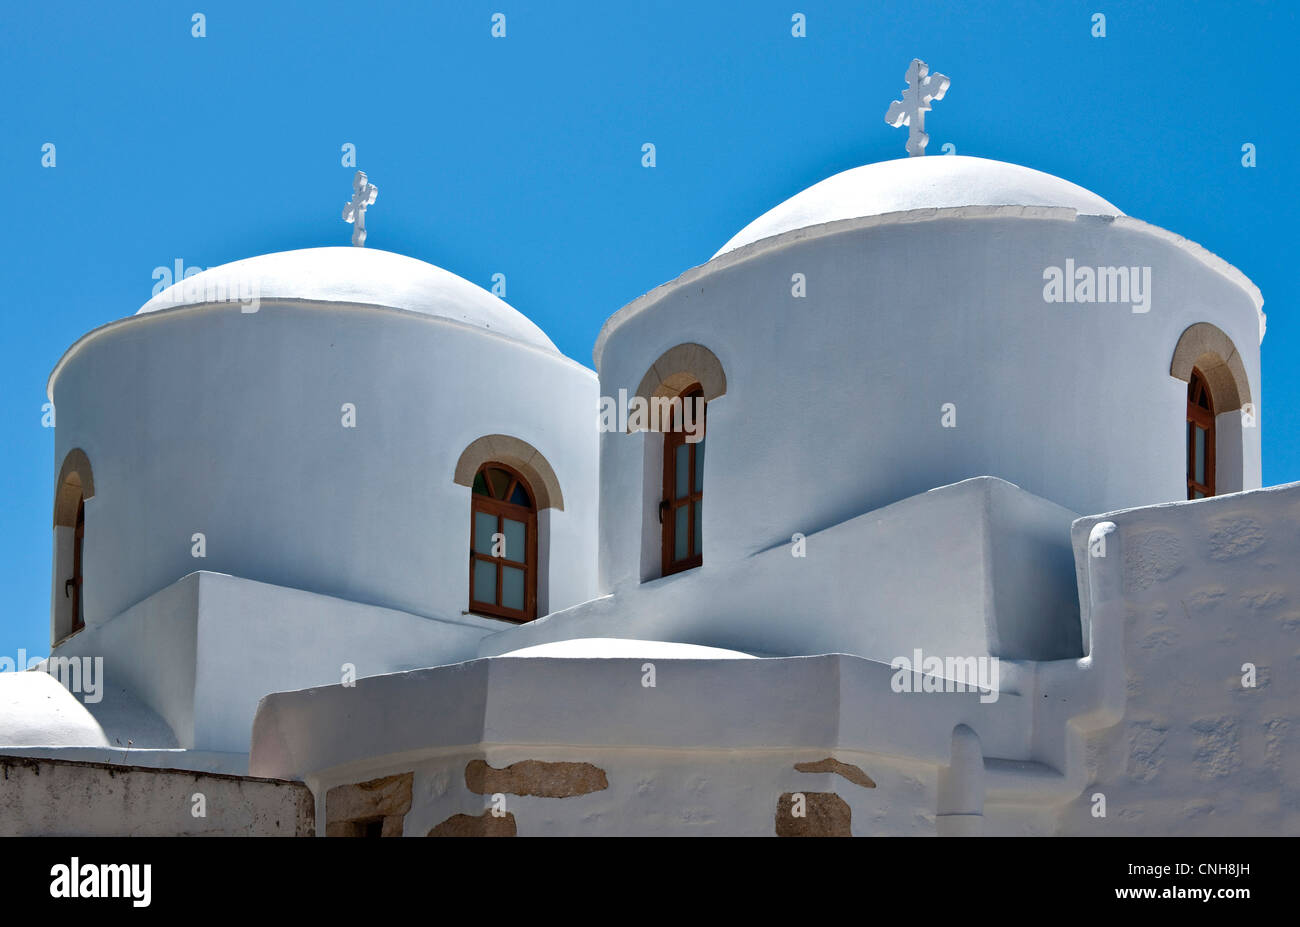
left=693, top=437, right=705, bottom=492
left=1194, top=426, right=1206, bottom=484
left=488, top=468, right=512, bottom=499
left=473, top=560, right=497, bottom=605
left=502, top=567, right=525, bottom=611
left=675, top=444, right=690, bottom=499
left=674, top=504, right=689, bottom=561
left=1193, top=489, right=1205, bottom=499
left=503, top=518, right=526, bottom=563
left=509, top=482, right=531, bottom=507
left=693, top=500, right=702, bottom=557
left=474, top=511, right=496, bottom=554
left=472, top=472, right=487, bottom=495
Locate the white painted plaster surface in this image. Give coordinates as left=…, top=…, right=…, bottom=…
left=48, top=299, right=598, bottom=629
left=500, top=638, right=755, bottom=659
left=137, top=247, right=556, bottom=351
left=715, top=155, right=1122, bottom=257
left=0, top=672, right=109, bottom=748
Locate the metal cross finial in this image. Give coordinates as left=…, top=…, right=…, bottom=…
left=885, top=59, right=950, bottom=157
left=342, top=171, right=379, bottom=247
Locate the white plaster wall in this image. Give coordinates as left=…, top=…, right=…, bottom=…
left=250, top=651, right=1049, bottom=836
left=369, top=746, right=933, bottom=837
left=479, top=477, right=1081, bottom=663
left=1049, top=482, right=1300, bottom=835
left=1215, top=410, right=1247, bottom=494
left=49, top=570, right=512, bottom=755
left=595, top=215, right=1262, bottom=593
left=48, top=571, right=200, bottom=746
left=49, top=303, right=599, bottom=630
left=0, top=672, right=109, bottom=747
left=251, top=653, right=1038, bottom=781
left=250, top=476, right=1300, bottom=836
left=191, top=571, right=506, bottom=754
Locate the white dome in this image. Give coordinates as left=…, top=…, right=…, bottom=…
left=499, top=638, right=756, bottom=659
left=0, top=672, right=110, bottom=748
left=137, top=247, right=559, bottom=353
left=715, top=155, right=1123, bottom=257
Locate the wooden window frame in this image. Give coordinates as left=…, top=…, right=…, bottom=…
left=69, top=497, right=85, bottom=635
left=661, top=384, right=705, bottom=577
left=469, top=463, right=538, bottom=622
left=1187, top=366, right=1216, bottom=499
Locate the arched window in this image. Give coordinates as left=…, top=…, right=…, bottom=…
left=1187, top=367, right=1215, bottom=498
left=660, top=384, right=705, bottom=576
left=1170, top=322, right=1252, bottom=497
left=469, top=463, right=537, bottom=622
left=53, top=448, right=94, bottom=645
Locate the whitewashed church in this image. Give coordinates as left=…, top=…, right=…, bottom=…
left=2, top=63, right=1294, bottom=837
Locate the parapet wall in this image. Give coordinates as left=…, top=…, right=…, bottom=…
left=0, top=754, right=314, bottom=836
left=1051, top=481, right=1300, bottom=835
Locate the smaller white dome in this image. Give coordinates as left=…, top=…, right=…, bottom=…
left=499, top=638, right=756, bottom=659
left=0, top=672, right=110, bottom=748
left=137, top=247, right=559, bottom=353
left=715, top=155, right=1124, bottom=257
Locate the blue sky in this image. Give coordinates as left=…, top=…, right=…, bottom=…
left=1, top=0, right=1295, bottom=654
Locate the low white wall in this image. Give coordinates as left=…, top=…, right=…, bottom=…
left=250, top=650, right=1051, bottom=836
left=191, top=572, right=507, bottom=754
left=1048, top=481, right=1300, bottom=835
left=1, top=746, right=248, bottom=775
left=52, top=570, right=511, bottom=756
left=346, top=746, right=932, bottom=837
left=0, top=754, right=313, bottom=836
left=479, top=477, right=1082, bottom=664
left=49, top=572, right=199, bottom=746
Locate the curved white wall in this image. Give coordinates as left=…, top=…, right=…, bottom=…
left=50, top=303, right=599, bottom=629
left=596, top=213, right=1261, bottom=590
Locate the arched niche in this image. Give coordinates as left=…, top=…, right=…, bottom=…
left=52, top=449, right=94, bottom=645
left=1170, top=323, right=1253, bottom=496
left=629, top=343, right=727, bottom=433
left=936, top=724, right=984, bottom=837
left=453, top=435, right=564, bottom=511
left=1169, top=322, right=1251, bottom=413
left=629, top=344, right=726, bottom=581
left=53, top=447, right=94, bottom=527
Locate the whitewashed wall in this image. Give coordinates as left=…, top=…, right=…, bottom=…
left=49, top=302, right=598, bottom=631
left=1047, top=481, right=1300, bottom=835
left=595, top=212, right=1262, bottom=594
left=51, top=571, right=508, bottom=754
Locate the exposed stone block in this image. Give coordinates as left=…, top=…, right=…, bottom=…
left=775, top=792, right=852, bottom=837
left=794, top=757, right=877, bottom=789
left=325, top=772, right=413, bottom=837
left=464, top=759, right=608, bottom=797
left=428, top=811, right=517, bottom=837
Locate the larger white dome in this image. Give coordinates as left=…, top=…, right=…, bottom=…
left=715, top=155, right=1123, bottom=257
left=138, top=247, right=558, bottom=353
